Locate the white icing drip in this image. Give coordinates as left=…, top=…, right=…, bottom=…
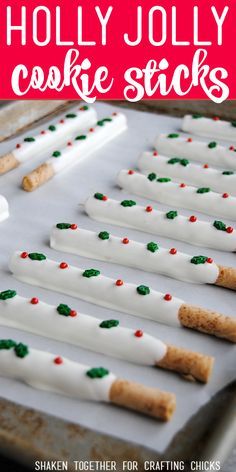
left=13, top=106, right=97, bottom=163
left=47, top=113, right=127, bottom=173
left=0, top=195, right=9, bottom=222
left=84, top=196, right=236, bottom=252
left=117, top=170, right=236, bottom=221
left=0, top=294, right=167, bottom=364
left=9, top=252, right=184, bottom=327
left=155, top=134, right=236, bottom=170
left=50, top=226, right=219, bottom=285
left=182, top=115, right=236, bottom=142
left=0, top=346, right=115, bottom=402
left=138, top=152, right=236, bottom=196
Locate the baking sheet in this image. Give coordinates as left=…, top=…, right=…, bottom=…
left=0, top=102, right=235, bottom=454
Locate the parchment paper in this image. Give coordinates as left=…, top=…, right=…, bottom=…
left=0, top=102, right=235, bottom=453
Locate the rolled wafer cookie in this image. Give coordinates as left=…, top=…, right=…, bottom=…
left=22, top=112, right=127, bottom=192
left=0, top=290, right=213, bottom=381
left=50, top=224, right=236, bottom=290
left=182, top=114, right=236, bottom=142
left=9, top=251, right=236, bottom=342
left=155, top=133, right=236, bottom=171
left=0, top=105, right=97, bottom=174
left=138, top=152, right=236, bottom=196
left=117, top=170, right=236, bottom=221
left=0, top=338, right=175, bottom=420
left=84, top=195, right=236, bottom=252
left=0, top=195, right=9, bottom=222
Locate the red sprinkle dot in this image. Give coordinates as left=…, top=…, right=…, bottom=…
left=70, top=224, right=78, bottom=230
left=16, top=144, right=21, bottom=149
left=153, top=151, right=158, bottom=156
left=60, top=262, right=68, bottom=269
left=102, top=195, right=108, bottom=201
left=67, top=142, right=72, bottom=146
left=41, top=130, right=46, bottom=135
left=222, top=193, right=229, bottom=199
left=170, top=248, right=177, bottom=255
left=229, top=146, right=235, bottom=151
left=146, top=206, right=153, bottom=213
left=116, top=279, right=124, bottom=286
left=189, top=215, right=197, bottom=223
left=128, top=170, right=134, bottom=175
left=203, top=164, right=209, bottom=169
left=30, top=297, right=39, bottom=305
left=90, top=128, right=94, bottom=132
left=179, top=183, right=186, bottom=188
left=187, top=138, right=192, bottom=143
left=70, top=310, right=77, bottom=317
left=213, top=116, right=220, bottom=121
left=134, top=330, right=143, bottom=338
left=54, top=356, right=63, bottom=365
left=207, top=258, right=213, bottom=264
left=21, top=252, right=28, bottom=259
left=122, top=238, right=129, bottom=245
left=164, top=294, right=172, bottom=301
left=60, top=119, right=64, bottom=124
left=226, top=226, right=234, bottom=234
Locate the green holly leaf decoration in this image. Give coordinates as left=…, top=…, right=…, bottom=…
left=66, top=113, right=77, bottom=118
left=98, top=231, right=110, bottom=240
left=120, top=200, right=136, bottom=207
left=191, top=256, right=208, bottom=265
left=137, top=285, right=150, bottom=296
left=24, top=137, right=35, bottom=142
left=99, top=319, right=119, bottom=329
left=0, top=290, right=17, bottom=300
left=48, top=125, right=56, bottom=132
left=147, top=173, right=157, bottom=181
left=147, top=242, right=159, bottom=253
left=28, top=253, right=46, bottom=261
left=14, top=342, right=29, bottom=358
left=167, top=133, right=179, bottom=138
left=213, top=220, right=227, bottom=232
left=192, top=114, right=202, bottom=119
left=231, top=121, right=236, bottom=127
left=86, top=367, right=109, bottom=379
left=80, top=106, right=89, bottom=111
left=56, top=223, right=71, bottom=230
left=75, top=135, right=87, bottom=140
left=97, top=118, right=112, bottom=126
left=94, top=193, right=105, bottom=200
left=197, top=187, right=211, bottom=194
left=83, top=269, right=100, bottom=278
left=52, top=151, right=61, bottom=158
left=168, top=158, right=181, bottom=165
left=157, top=177, right=171, bottom=183
left=57, top=304, right=71, bottom=317
left=208, top=142, right=217, bottom=149
left=180, top=159, right=189, bottom=167
left=166, top=210, right=178, bottom=220
left=222, top=171, right=234, bottom=175
left=0, top=339, right=17, bottom=350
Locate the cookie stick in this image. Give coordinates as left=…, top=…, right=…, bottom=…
left=22, top=113, right=127, bottom=192
left=138, top=152, right=236, bottom=196
left=0, top=338, right=176, bottom=421
left=85, top=195, right=236, bottom=253
left=0, top=105, right=97, bottom=175
left=155, top=134, right=236, bottom=171
left=182, top=114, right=236, bottom=141
left=0, top=195, right=9, bottom=222
left=117, top=170, right=236, bottom=221
left=9, top=252, right=236, bottom=343
left=0, top=290, right=213, bottom=382
left=50, top=224, right=236, bottom=290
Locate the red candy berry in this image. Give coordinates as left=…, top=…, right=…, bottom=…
left=207, top=258, right=213, bottom=264
left=189, top=215, right=197, bottom=223
left=128, top=170, right=134, bottom=175
left=226, top=227, right=234, bottom=234
left=60, top=119, right=64, bottom=124
left=153, top=151, right=158, bottom=156
left=70, top=310, right=77, bottom=317
left=21, top=252, right=28, bottom=259
left=54, top=356, right=63, bottom=365
left=116, top=279, right=124, bottom=286
left=229, top=146, right=235, bottom=151
left=30, top=297, right=39, bottom=305
left=146, top=206, right=153, bottom=213
left=164, top=294, right=172, bottom=301
left=90, top=128, right=94, bottom=132
left=179, top=183, right=186, bottom=188
left=41, top=130, right=46, bottom=135
left=60, top=262, right=68, bottom=269
left=213, top=116, right=220, bottom=121
left=70, top=224, right=78, bottom=230
left=203, top=164, right=209, bottom=169
left=122, top=238, right=129, bottom=245
left=102, top=195, right=108, bottom=201
left=187, top=138, right=192, bottom=143
left=67, top=142, right=72, bottom=146
left=16, top=144, right=21, bottom=149
left=170, top=248, right=177, bottom=255
left=222, top=193, right=229, bottom=199
left=134, top=330, right=143, bottom=338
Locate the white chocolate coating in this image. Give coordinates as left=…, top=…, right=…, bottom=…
left=155, top=134, right=236, bottom=170
left=12, top=106, right=97, bottom=163
left=117, top=170, right=236, bottom=221
left=0, top=344, right=115, bottom=402
left=138, top=152, right=236, bottom=196
left=9, top=252, right=184, bottom=327
left=47, top=113, right=127, bottom=173
left=50, top=225, right=219, bottom=285
left=84, top=196, right=236, bottom=252
left=182, top=115, right=236, bottom=142
left=0, top=294, right=167, bottom=364
left=0, top=195, right=9, bottom=222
